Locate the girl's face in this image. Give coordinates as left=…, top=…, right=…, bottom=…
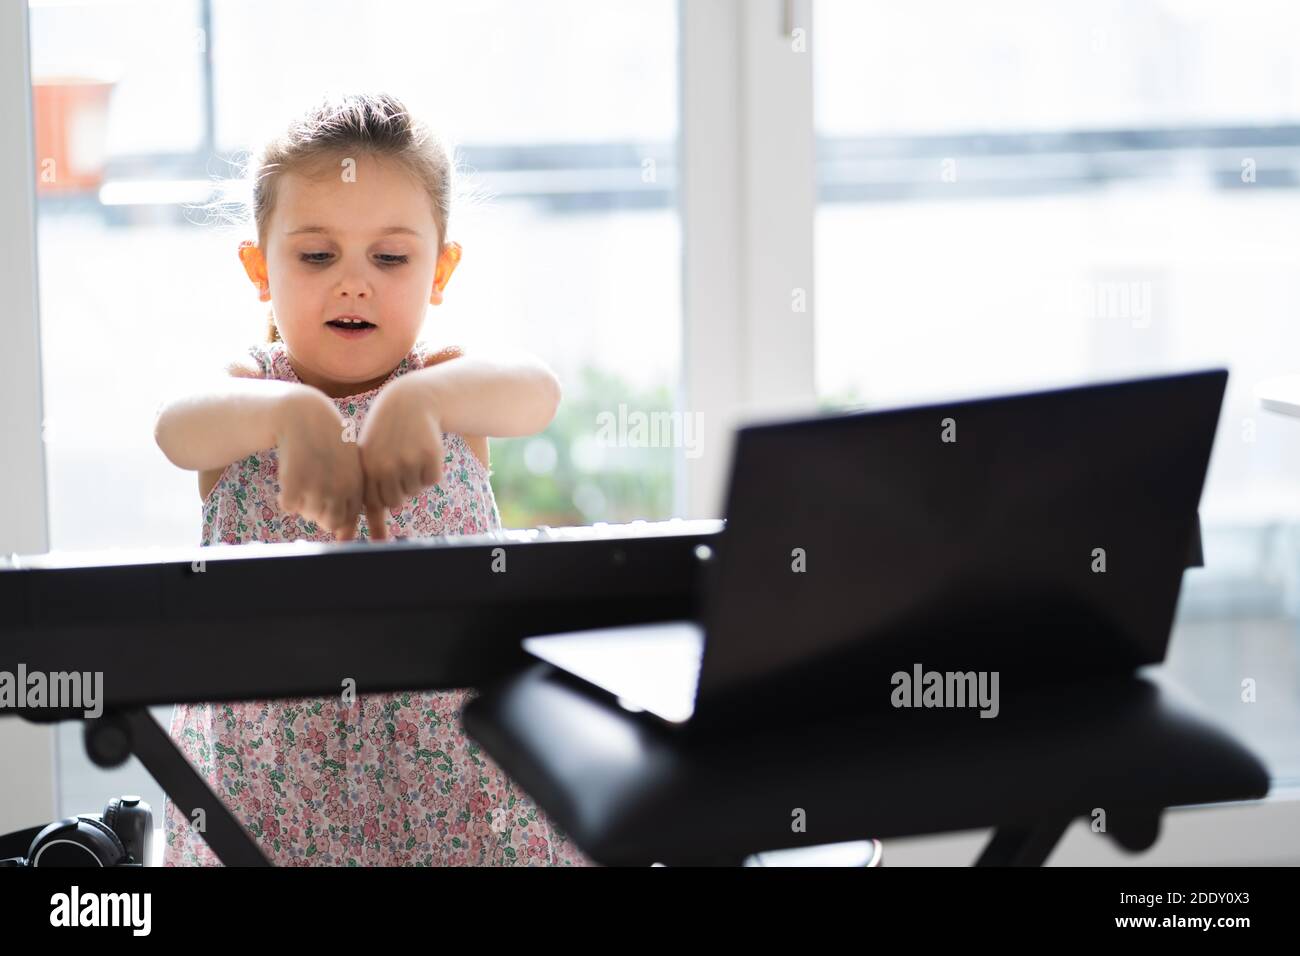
left=258, top=153, right=454, bottom=397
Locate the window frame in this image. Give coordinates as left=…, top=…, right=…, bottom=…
left=679, top=0, right=817, bottom=518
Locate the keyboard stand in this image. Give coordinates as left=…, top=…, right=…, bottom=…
left=19, top=706, right=270, bottom=866
left=462, top=664, right=1269, bottom=867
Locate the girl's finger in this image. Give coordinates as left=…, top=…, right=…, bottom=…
left=327, top=498, right=353, bottom=540
left=362, top=475, right=389, bottom=541
left=378, top=475, right=403, bottom=511
left=342, top=495, right=364, bottom=539
left=297, top=495, right=321, bottom=527
left=365, top=497, right=389, bottom=541
left=399, top=467, right=423, bottom=499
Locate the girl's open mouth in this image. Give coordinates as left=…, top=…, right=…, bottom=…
left=326, top=319, right=377, bottom=339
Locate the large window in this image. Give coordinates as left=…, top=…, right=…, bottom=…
left=814, top=0, right=1300, bottom=784
left=29, top=0, right=679, bottom=824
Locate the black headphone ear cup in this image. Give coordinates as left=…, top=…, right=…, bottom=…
left=79, top=817, right=127, bottom=866
left=27, top=817, right=125, bottom=867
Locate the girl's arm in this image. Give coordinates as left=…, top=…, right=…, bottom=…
left=154, top=373, right=319, bottom=473
left=356, top=351, right=562, bottom=539
left=157, top=374, right=366, bottom=538
left=397, top=350, right=562, bottom=437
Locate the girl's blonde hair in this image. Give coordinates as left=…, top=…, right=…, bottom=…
left=234, top=92, right=459, bottom=343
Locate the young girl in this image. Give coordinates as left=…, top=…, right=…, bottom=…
left=153, top=92, right=593, bottom=866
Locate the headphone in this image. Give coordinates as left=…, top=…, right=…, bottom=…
left=0, top=796, right=153, bottom=867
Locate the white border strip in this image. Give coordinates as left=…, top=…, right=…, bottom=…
left=0, top=0, right=56, bottom=835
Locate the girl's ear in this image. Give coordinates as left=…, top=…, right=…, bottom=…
left=430, top=241, right=462, bottom=306
left=238, top=240, right=270, bottom=301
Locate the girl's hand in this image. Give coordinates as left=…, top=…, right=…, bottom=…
left=272, top=388, right=366, bottom=541
left=358, top=377, right=446, bottom=542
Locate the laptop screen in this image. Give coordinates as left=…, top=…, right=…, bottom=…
left=692, top=368, right=1227, bottom=720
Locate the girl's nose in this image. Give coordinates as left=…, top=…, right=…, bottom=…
left=334, top=274, right=371, bottom=298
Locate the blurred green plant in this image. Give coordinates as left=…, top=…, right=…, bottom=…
left=488, top=363, right=677, bottom=529
left=818, top=384, right=868, bottom=413
left=488, top=370, right=868, bottom=529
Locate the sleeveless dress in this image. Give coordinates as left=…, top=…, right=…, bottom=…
left=162, top=339, right=594, bottom=867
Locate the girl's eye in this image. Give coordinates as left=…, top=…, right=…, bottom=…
left=298, top=253, right=408, bottom=266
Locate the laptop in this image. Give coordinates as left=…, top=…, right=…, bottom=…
left=524, top=368, right=1228, bottom=735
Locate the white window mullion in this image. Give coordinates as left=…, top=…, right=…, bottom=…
left=679, top=0, right=817, bottom=519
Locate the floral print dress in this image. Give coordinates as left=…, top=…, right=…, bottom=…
left=163, top=339, right=594, bottom=867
